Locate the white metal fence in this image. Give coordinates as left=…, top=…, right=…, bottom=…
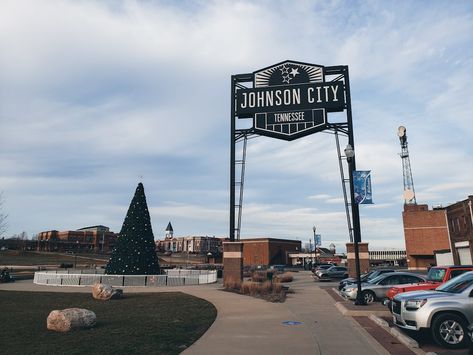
left=33, top=269, right=217, bottom=287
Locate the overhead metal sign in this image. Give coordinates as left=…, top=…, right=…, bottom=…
left=235, top=60, right=345, bottom=141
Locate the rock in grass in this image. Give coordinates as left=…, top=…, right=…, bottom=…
left=47, top=308, right=96, bottom=332
left=92, top=283, right=123, bottom=300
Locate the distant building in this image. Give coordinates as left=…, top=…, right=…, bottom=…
left=37, top=225, right=117, bottom=253
left=369, top=249, right=407, bottom=266
left=445, top=195, right=473, bottom=265
left=403, top=204, right=450, bottom=270
left=402, top=195, right=473, bottom=270
left=165, top=221, right=173, bottom=238
left=156, top=235, right=223, bottom=254
left=0, top=238, right=37, bottom=251
left=288, top=246, right=342, bottom=267
left=241, top=238, right=301, bottom=266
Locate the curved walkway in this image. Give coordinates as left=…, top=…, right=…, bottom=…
left=0, top=271, right=387, bottom=354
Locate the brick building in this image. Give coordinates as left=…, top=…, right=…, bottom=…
left=37, top=225, right=117, bottom=253
left=156, top=235, right=223, bottom=254
left=446, top=195, right=473, bottom=265
left=155, top=222, right=224, bottom=255
left=369, top=249, right=407, bottom=266
left=403, top=204, right=450, bottom=270
left=241, top=238, right=301, bottom=266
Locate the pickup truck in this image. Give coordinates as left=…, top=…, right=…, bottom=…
left=386, top=265, right=473, bottom=301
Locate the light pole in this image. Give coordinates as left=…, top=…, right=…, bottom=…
left=344, top=143, right=365, bottom=305
left=312, top=226, right=316, bottom=263
left=75, top=240, right=79, bottom=269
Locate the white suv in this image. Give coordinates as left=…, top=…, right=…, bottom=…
left=391, top=271, right=473, bottom=349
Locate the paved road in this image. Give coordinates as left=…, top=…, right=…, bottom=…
left=0, top=271, right=388, bottom=354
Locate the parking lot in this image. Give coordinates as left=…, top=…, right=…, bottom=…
left=316, top=278, right=472, bottom=354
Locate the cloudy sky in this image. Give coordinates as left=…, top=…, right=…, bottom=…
left=1, top=0, right=472, bottom=251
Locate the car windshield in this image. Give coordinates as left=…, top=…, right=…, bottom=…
left=366, top=271, right=382, bottom=280
left=436, top=272, right=473, bottom=293
left=426, top=268, right=446, bottom=282
left=367, top=274, right=387, bottom=284
left=317, top=266, right=330, bottom=271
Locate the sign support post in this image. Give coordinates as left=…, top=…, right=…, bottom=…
left=229, top=62, right=365, bottom=298
left=343, top=66, right=365, bottom=305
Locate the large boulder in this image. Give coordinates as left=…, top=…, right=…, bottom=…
left=92, top=283, right=123, bottom=300
left=47, top=308, right=96, bottom=332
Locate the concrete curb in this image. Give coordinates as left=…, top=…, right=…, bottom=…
left=390, top=326, right=419, bottom=348
left=331, top=287, right=346, bottom=300
left=327, top=287, right=428, bottom=355
left=334, top=302, right=391, bottom=317
left=331, top=288, right=392, bottom=317
left=369, top=315, right=428, bottom=355
left=369, top=314, right=389, bottom=328
left=335, top=301, right=349, bottom=315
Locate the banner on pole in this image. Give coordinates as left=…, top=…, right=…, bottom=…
left=315, top=234, right=322, bottom=246
left=353, top=170, right=373, bottom=204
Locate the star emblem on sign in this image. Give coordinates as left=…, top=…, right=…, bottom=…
left=280, top=65, right=300, bottom=84
left=290, top=67, right=299, bottom=77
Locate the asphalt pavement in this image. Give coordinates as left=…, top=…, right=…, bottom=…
left=0, top=271, right=414, bottom=354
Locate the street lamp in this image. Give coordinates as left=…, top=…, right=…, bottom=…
left=308, top=238, right=313, bottom=269
left=312, top=226, right=316, bottom=264
left=74, top=240, right=80, bottom=269
left=344, top=143, right=365, bottom=306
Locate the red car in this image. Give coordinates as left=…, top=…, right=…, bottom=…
left=386, top=265, right=473, bottom=300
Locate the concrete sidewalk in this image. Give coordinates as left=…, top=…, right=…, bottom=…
left=0, top=271, right=388, bottom=354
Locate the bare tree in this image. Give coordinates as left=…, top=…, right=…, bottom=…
left=0, top=192, right=7, bottom=238
left=18, top=231, right=28, bottom=240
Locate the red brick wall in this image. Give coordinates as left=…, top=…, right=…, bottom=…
left=241, top=239, right=301, bottom=266
left=242, top=241, right=270, bottom=265
left=346, top=243, right=370, bottom=277
left=446, top=196, right=473, bottom=264
left=403, top=204, right=449, bottom=270
left=268, top=241, right=301, bottom=265
left=223, top=242, right=243, bottom=285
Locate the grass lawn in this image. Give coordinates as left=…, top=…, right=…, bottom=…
left=0, top=251, right=107, bottom=267
left=0, top=291, right=217, bottom=355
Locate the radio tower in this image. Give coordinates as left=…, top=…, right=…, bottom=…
left=397, top=126, right=417, bottom=204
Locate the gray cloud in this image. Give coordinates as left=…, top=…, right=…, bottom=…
left=1, top=0, right=472, bottom=251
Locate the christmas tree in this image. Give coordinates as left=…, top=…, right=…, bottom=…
left=105, top=183, right=160, bottom=275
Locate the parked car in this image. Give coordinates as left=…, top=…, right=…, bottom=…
left=316, top=266, right=348, bottom=281
left=313, top=264, right=333, bottom=275
left=339, top=268, right=395, bottom=290
left=391, top=271, right=473, bottom=349
left=269, top=265, right=285, bottom=272
left=386, top=265, right=473, bottom=301
left=340, top=272, right=426, bottom=304
left=468, top=323, right=473, bottom=346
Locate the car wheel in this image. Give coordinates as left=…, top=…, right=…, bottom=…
left=431, top=313, right=468, bottom=349
left=361, top=290, right=376, bottom=304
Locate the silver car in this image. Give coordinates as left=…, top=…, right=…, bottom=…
left=340, top=272, right=425, bottom=304
left=338, top=268, right=395, bottom=290
left=316, top=266, right=348, bottom=281
left=468, top=323, right=473, bottom=345
left=392, top=271, right=473, bottom=349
